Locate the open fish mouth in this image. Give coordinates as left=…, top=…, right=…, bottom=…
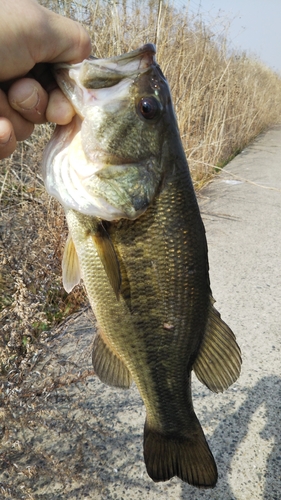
left=53, top=44, right=157, bottom=113
left=55, top=44, right=156, bottom=88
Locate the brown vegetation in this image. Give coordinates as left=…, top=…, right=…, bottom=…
left=1, top=0, right=281, bottom=376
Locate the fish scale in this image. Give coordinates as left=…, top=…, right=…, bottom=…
left=65, top=165, right=214, bottom=478
left=43, top=43, right=241, bottom=488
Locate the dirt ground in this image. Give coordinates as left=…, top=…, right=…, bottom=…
left=1, top=126, right=281, bottom=499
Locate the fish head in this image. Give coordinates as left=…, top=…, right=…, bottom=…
left=43, top=44, right=179, bottom=220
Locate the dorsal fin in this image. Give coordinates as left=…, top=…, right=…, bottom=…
left=62, top=234, right=81, bottom=293
left=193, top=302, right=242, bottom=393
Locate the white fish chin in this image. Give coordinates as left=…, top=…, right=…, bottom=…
left=42, top=116, right=129, bottom=220
left=67, top=130, right=104, bottom=179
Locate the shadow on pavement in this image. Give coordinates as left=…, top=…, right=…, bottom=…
left=180, top=375, right=281, bottom=499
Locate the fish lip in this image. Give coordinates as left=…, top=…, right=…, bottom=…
left=83, top=151, right=150, bottom=172
left=54, top=43, right=156, bottom=73
left=53, top=44, right=157, bottom=92
left=84, top=142, right=149, bottom=167
left=95, top=43, right=156, bottom=67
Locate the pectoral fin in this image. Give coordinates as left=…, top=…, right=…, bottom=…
left=91, top=223, right=121, bottom=299
left=62, top=234, right=81, bottom=293
left=92, top=332, right=132, bottom=389
left=193, top=302, right=242, bottom=393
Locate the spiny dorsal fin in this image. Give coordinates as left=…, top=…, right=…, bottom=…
left=92, top=332, right=132, bottom=389
left=91, top=223, right=121, bottom=299
left=193, top=302, right=242, bottom=393
left=62, top=234, right=81, bottom=293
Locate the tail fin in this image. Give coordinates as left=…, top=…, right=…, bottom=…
left=143, top=418, right=217, bottom=488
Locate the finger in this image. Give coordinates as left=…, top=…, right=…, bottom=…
left=46, top=88, right=75, bottom=125
left=8, top=78, right=48, bottom=124
left=50, top=20, right=91, bottom=63
left=35, top=9, right=91, bottom=64
left=0, top=118, right=17, bottom=159
left=0, top=89, right=34, bottom=141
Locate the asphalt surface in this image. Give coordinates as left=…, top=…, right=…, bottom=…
left=1, top=125, right=281, bottom=499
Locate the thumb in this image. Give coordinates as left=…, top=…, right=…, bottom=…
left=33, top=8, right=91, bottom=64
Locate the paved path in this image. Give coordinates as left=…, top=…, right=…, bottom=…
left=1, top=126, right=281, bottom=499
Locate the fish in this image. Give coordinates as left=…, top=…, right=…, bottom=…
left=42, top=44, right=242, bottom=488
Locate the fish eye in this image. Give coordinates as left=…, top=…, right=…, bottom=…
left=138, top=96, right=161, bottom=120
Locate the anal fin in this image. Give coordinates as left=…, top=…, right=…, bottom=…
left=193, top=301, right=242, bottom=393
left=62, top=234, right=81, bottom=293
left=92, top=332, right=132, bottom=389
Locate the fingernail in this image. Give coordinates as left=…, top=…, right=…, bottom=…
left=0, top=125, right=12, bottom=145
left=0, top=133, right=13, bottom=146
left=13, top=87, right=40, bottom=113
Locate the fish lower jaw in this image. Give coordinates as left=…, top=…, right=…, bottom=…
left=46, top=138, right=154, bottom=220
left=60, top=192, right=131, bottom=220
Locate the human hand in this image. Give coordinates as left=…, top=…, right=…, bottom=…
left=0, top=0, right=91, bottom=159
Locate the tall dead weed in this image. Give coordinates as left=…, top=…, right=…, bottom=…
left=1, top=0, right=281, bottom=379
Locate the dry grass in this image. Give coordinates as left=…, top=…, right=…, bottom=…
left=0, top=131, right=86, bottom=377
left=1, top=0, right=281, bottom=376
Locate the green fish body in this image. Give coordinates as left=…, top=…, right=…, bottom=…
left=43, top=44, right=241, bottom=488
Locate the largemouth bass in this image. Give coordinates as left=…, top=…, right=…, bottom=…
left=43, top=44, right=241, bottom=488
